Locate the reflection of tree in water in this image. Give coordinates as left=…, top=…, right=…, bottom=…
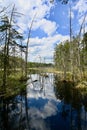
left=54, top=75, right=87, bottom=109
left=54, top=75, right=87, bottom=130
left=0, top=89, right=30, bottom=130
left=0, top=74, right=87, bottom=130
left=83, top=95, right=87, bottom=112
left=1, top=99, right=9, bottom=130
left=54, top=75, right=74, bottom=104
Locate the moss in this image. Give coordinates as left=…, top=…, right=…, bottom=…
left=75, top=81, right=87, bottom=96
left=0, top=73, right=26, bottom=99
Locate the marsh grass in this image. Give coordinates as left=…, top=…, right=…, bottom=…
left=0, top=68, right=87, bottom=99
left=0, top=72, right=26, bottom=98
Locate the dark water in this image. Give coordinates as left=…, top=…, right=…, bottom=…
left=0, top=73, right=87, bottom=130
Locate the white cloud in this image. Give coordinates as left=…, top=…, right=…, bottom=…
left=33, top=18, right=57, bottom=36
left=72, top=0, right=87, bottom=35
left=26, top=34, right=69, bottom=63
left=78, top=14, right=87, bottom=26
left=69, top=11, right=74, bottom=19
left=1, top=0, right=55, bottom=36
left=73, top=0, right=87, bottom=14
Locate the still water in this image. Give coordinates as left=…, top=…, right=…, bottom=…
left=0, top=73, right=87, bottom=130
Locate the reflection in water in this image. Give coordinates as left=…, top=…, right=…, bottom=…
left=0, top=73, right=87, bottom=130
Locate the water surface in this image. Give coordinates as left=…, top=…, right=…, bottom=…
left=0, top=73, right=87, bottom=130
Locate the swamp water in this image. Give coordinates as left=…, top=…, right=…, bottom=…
left=0, top=73, right=87, bottom=130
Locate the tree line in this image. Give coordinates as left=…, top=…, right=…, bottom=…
left=54, top=33, right=87, bottom=80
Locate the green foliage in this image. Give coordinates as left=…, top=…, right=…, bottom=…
left=54, top=40, right=70, bottom=71
left=54, top=34, right=87, bottom=80
left=28, top=62, right=53, bottom=68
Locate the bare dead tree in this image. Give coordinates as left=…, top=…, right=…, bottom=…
left=77, top=13, right=86, bottom=78
left=25, top=13, right=37, bottom=77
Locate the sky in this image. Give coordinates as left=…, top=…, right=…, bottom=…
left=0, top=0, right=87, bottom=63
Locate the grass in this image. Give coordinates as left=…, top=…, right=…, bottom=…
left=0, top=72, right=26, bottom=99
left=75, top=81, right=87, bottom=96
left=0, top=67, right=87, bottom=98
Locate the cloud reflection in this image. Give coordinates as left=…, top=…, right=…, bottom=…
left=27, top=73, right=56, bottom=100
left=26, top=74, right=60, bottom=130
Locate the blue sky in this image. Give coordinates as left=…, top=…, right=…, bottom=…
left=0, top=0, right=87, bottom=63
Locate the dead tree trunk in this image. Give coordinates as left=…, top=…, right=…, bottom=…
left=7, top=5, right=15, bottom=76
left=77, top=14, right=86, bottom=79
left=25, top=13, right=36, bottom=77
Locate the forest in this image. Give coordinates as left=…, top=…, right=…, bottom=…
left=0, top=0, right=87, bottom=130
left=54, top=33, right=87, bottom=81
left=0, top=0, right=86, bottom=96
